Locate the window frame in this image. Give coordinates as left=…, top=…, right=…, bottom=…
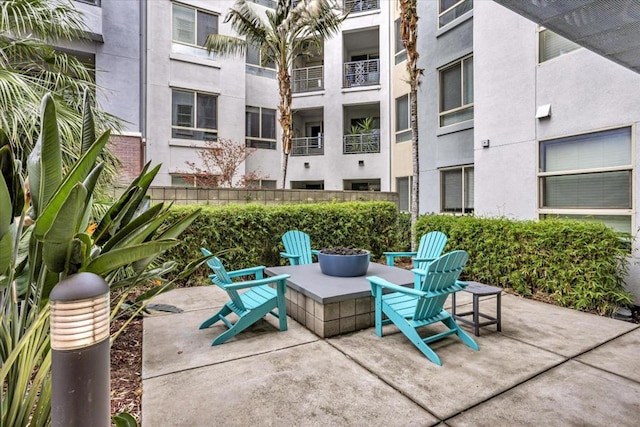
left=246, top=42, right=276, bottom=70
left=171, top=88, right=218, bottom=141
left=171, top=3, right=219, bottom=49
left=438, top=54, right=473, bottom=128
left=246, top=106, right=277, bottom=150
left=440, top=164, right=474, bottom=214
left=395, top=94, right=411, bottom=143
left=538, top=27, right=581, bottom=64
left=537, top=126, right=634, bottom=234
left=438, top=0, right=473, bottom=28
left=396, top=176, right=412, bottom=212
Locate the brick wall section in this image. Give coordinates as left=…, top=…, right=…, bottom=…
left=110, top=134, right=143, bottom=186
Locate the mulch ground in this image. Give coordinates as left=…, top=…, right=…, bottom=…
left=110, top=317, right=143, bottom=423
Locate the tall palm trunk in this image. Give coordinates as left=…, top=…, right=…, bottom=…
left=400, top=0, right=422, bottom=251
left=278, top=68, right=293, bottom=188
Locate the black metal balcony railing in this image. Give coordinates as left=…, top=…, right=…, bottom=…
left=343, top=59, right=379, bottom=88
left=344, top=0, right=379, bottom=12
left=292, top=65, right=324, bottom=93
left=292, top=136, right=323, bottom=156
left=343, top=133, right=380, bottom=154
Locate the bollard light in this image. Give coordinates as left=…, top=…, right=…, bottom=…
left=50, top=272, right=110, bottom=427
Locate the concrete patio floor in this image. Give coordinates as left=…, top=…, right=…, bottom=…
left=142, top=285, right=639, bottom=426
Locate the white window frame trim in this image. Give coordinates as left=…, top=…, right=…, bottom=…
left=246, top=106, right=277, bottom=149
left=438, top=54, right=474, bottom=128
left=536, top=124, right=635, bottom=233
left=395, top=93, right=411, bottom=143
left=440, top=164, right=474, bottom=214
left=171, top=2, right=219, bottom=50
left=537, top=27, right=582, bottom=65
left=438, top=0, right=473, bottom=29
left=171, top=87, right=219, bottom=140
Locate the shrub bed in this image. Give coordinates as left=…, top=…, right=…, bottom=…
left=164, top=201, right=398, bottom=285
left=415, top=215, right=632, bottom=315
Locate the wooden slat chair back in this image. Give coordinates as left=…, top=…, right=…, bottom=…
left=199, top=248, right=290, bottom=346
left=413, top=231, right=448, bottom=270
left=280, top=230, right=319, bottom=265
left=367, top=250, right=479, bottom=365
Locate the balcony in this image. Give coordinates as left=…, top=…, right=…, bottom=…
left=343, top=59, right=379, bottom=88
left=292, top=136, right=324, bottom=156
left=344, top=0, right=379, bottom=13
left=343, top=133, right=380, bottom=154
left=292, top=65, right=324, bottom=93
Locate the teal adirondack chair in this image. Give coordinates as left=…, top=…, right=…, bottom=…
left=280, top=230, right=320, bottom=265
left=367, top=250, right=479, bottom=365
left=200, top=248, right=290, bottom=346
left=384, top=231, right=447, bottom=288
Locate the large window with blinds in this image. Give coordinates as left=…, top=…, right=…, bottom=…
left=246, top=106, right=277, bottom=149
left=539, top=29, right=580, bottom=63
left=172, top=3, right=218, bottom=48
left=441, top=165, right=474, bottom=213
left=538, top=127, right=632, bottom=233
left=171, top=89, right=217, bottom=141
left=439, top=55, right=473, bottom=127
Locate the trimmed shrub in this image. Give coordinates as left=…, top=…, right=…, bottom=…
left=415, top=215, right=632, bottom=315
left=164, top=201, right=398, bottom=285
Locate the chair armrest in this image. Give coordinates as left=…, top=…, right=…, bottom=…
left=311, top=249, right=320, bottom=256
left=367, top=276, right=426, bottom=297
left=456, top=280, right=468, bottom=288
left=280, top=252, right=301, bottom=260
left=224, top=274, right=290, bottom=290
left=412, top=257, right=436, bottom=269
left=424, top=282, right=467, bottom=297
left=228, top=265, right=265, bottom=279
left=411, top=268, right=427, bottom=277
left=383, top=251, right=417, bottom=258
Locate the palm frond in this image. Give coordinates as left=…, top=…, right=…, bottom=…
left=204, top=34, right=247, bottom=57
left=0, top=0, right=86, bottom=42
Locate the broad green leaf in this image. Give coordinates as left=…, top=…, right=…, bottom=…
left=112, top=412, right=138, bottom=427
left=28, top=94, right=62, bottom=218
left=0, top=143, right=24, bottom=217
left=83, top=240, right=180, bottom=277
left=118, top=164, right=161, bottom=228
left=93, top=186, right=140, bottom=245
left=0, top=172, right=11, bottom=236
left=41, top=182, right=87, bottom=243
left=42, top=240, right=69, bottom=274
left=33, top=133, right=109, bottom=240
left=101, top=203, right=165, bottom=252
left=80, top=89, right=95, bottom=153
left=157, top=208, right=201, bottom=240
left=0, top=231, right=12, bottom=274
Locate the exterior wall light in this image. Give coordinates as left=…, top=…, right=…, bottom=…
left=50, top=272, right=110, bottom=427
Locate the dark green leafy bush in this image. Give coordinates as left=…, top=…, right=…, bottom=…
left=165, top=201, right=398, bottom=285
left=415, top=215, right=632, bottom=315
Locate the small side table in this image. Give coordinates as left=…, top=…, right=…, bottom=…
left=451, top=281, right=502, bottom=336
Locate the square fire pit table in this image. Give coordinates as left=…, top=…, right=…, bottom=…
left=265, top=263, right=414, bottom=338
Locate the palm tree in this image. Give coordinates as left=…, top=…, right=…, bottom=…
left=0, top=0, right=120, bottom=183
left=399, top=0, right=422, bottom=250
left=205, top=0, right=347, bottom=188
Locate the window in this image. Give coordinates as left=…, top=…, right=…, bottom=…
left=246, top=106, right=277, bottom=149
left=439, top=0, right=473, bottom=28
left=539, top=29, right=581, bottom=63
left=441, top=165, right=474, bottom=213
left=394, top=19, right=407, bottom=64
left=245, top=179, right=277, bottom=189
left=171, top=89, right=217, bottom=141
left=439, top=55, right=473, bottom=127
left=539, top=127, right=632, bottom=234
left=344, top=179, right=381, bottom=191
left=397, top=176, right=412, bottom=212
left=246, top=43, right=276, bottom=69
left=395, top=94, right=411, bottom=143
left=172, top=3, right=218, bottom=47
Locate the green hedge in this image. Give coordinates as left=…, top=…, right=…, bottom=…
left=415, top=215, right=632, bottom=315
left=164, top=201, right=399, bottom=285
